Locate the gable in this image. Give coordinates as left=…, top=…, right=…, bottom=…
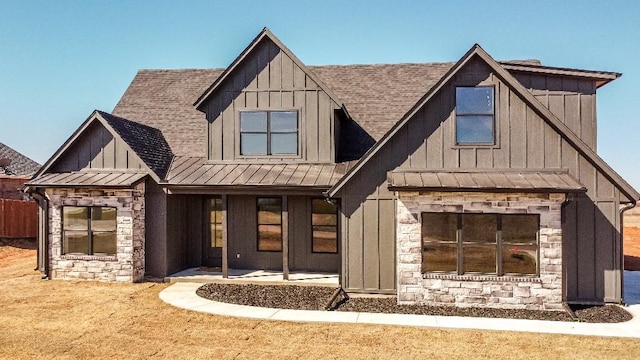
left=196, top=29, right=346, bottom=163
left=329, top=45, right=639, bottom=204
left=34, top=111, right=171, bottom=183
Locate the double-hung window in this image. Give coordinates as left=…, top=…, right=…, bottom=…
left=311, top=199, right=338, bottom=253
left=257, top=197, right=282, bottom=251
left=240, top=111, right=298, bottom=155
left=422, top=213, right=538, bottom=276
left=455, top=86, right=495, bottom=145
left=62, top=206, right=117, bottom=256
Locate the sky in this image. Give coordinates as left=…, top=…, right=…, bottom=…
left=1, top=0, right=639, bottom=187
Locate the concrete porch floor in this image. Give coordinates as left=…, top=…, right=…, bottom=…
left=165, top=267, right=339, bottom=287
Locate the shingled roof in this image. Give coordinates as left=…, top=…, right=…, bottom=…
left=0, top=142, right=40, bottom=176
left=97, top=111, right=174, bottom=179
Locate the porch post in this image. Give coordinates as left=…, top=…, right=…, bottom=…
left=221, top=194, right=228, bottom=279
left=282, top=195, right=289, bottom=280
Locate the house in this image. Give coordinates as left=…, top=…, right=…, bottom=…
left=25, top=28, right=639, bottom=310
left=0, top=142, right=39, bottom=241
left=1, top=142, right=40, bottom=200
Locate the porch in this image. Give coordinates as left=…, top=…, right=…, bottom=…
left=165, top=267, right=339, bottom=286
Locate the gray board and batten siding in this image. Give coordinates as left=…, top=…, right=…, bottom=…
left=336, top=54, right=631, bottom=303
left=199, top=36, right=343, bottom=164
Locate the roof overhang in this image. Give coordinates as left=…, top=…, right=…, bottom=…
left=387, top=169, right=586, bottom=193
left=25, top=171, right=147, bottom=189
left=500, top=62, right=621, bottom=88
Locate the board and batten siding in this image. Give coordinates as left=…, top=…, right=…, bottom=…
left=512, top=72, right=597, bottom=151
left=339, top=56, right=624, bottom=302
left=50, top=122, right=145, bottom=172
left=202, top=38, right=341, bottom=163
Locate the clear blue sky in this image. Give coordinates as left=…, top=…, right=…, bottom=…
left=1, top=1, right=639, bottom=187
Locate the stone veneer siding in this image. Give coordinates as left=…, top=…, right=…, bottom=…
left=46, top=183, right=145, bottom=282
left=397, top=191, right=565, bottom=311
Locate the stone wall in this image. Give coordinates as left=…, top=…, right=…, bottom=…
left=397, top=191, right=565, bottom=311
left=46, top=183, right=145, bottom=282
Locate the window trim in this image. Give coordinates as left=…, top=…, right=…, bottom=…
left=238, top=109, right=300, bottom=157
left=61, top=206, right=117, bottom=256
left=421, top=212, right=539, bottom=277
left=454, top=85, right=498, bottom=147
left=311, top=198, right=339, bottom=254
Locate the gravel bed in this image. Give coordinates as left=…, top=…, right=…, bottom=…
left=196, top=283, right=633, bottom=323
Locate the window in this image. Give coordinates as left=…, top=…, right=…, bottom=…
left=257, top=197, right=282, bottom=251
left=240, top=111, right=298, bottom=155
left=311, top=199, right=338, bottom=253
left=455, top=86, right=494, bottom=144
left=63, top=206, right=117, bottom=256
left=422, top=213, right=538, bottom=275
left=210, top=197, right=223, bottom=248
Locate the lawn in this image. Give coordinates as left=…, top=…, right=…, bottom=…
left=1, top=240, right=639, bottom=359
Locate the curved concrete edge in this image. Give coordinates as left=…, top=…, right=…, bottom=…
left=159, top=283, right=640, bottom=339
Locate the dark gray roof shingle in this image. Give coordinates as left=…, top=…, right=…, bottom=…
left=0, top=142, right=40, bottom=176
left=97, top=111, right=174, bottom=179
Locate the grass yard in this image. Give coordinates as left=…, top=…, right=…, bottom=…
left=1, top=240, right=639, bottom=359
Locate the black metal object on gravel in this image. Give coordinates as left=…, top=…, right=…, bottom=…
left=196, top=283, right=632, bottom=323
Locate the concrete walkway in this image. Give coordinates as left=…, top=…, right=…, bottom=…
left=159, top=271, right=640, bottom=339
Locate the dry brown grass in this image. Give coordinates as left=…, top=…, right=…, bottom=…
left=1, top=243, right=640, bottom=359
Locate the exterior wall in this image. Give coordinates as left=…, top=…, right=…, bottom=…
left=338, top=55, right=623, bottom=301
left=144, top=179, right=168, bottom=279
left=512, top=72, right=597, bottom=150
left=165, top=194, right=203, bottom=275
left=203, top=37, right=341, bottom=163
left=45, top=183, right=145, bottom=282
left=227, top=194, right=340, bottom=273
left=50, top=122, right=145, bottom=172
left=397, top=191, right=564, bottom=310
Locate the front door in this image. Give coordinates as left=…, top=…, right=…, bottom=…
left=203, top=197, right=222, bottom=268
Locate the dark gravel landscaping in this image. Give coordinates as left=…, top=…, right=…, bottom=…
left=196, top=283, right=633, bottom=323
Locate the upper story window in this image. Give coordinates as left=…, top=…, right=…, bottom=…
left=455, top=87, right=494, bottom=145
left=240, top=111, right=298, bottom=156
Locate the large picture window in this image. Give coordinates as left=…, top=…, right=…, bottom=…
left=422, top=213, right=538, bottom=276
left=240, top=111, right=298, bottom=155
left=257, top=197, right=282, bottom=251
left=63, top=206, right=117, bottom=256
left=455, top=86, right=494, bottom=145
left=311, top=199, right=338, bottom=253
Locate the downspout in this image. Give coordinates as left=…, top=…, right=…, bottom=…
left=29, top=189, right=49, bottom=280
left=619, top=200, right=637, bottom=305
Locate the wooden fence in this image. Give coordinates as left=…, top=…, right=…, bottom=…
left=0, top=199, right=38, bottom=239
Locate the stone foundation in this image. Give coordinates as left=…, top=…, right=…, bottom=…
left=397, top=191, right=564, bottom=311
left=46, top=184, right=145, bottom=282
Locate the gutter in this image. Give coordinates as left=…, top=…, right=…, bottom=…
left=619, top=200, right=637, bottom=305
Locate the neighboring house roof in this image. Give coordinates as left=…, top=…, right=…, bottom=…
left=0, top=142, right=40, bottom=176
left=27, top=171, right=147, bottom=188
left=32, top=110, right=171, bottom=183
left=327, top=44, right=640, bottom=203
left=165, top=156, right=355, bottom=190
left=387, top=169, right=586, bottom=193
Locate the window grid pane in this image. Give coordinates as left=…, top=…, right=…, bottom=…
left=239, top=111, right=298, bottom=155
left=421, top=213, right=539, bottom=276
left=211, top=197, right=223, bottom=248
left=62, top=206, right=116, bottom=256
left=456, top=86, right=494, bottom=145
left=312, top=199, right=338, bottom=253
left=257, top=198, right=282, bottom=252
